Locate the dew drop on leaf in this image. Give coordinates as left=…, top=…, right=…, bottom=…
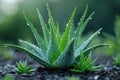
left=89, top=18, right=92, bottom=20
left=74, top=31, right=76, bottom=34
left=27, top=23, right=30, bottom=26
left=80, top=18, right=82, bottom=21
left=97, top=31, right=100, bottom=34
left=4, top=45, right=7, bottom=47
left=83, top=41, right=86, bottom=44
left=48, top=21, right=50, bottom=24
left=31, top=50, right=34, bottom=52
left=109, top=46, right=112, bottom=48
left=66, top=24, right=68, bottom=27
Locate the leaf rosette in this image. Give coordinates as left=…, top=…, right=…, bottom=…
left=5, top=4, right=108, bottom=69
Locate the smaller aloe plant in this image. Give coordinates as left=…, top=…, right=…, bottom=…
left=113, top=54, right=120, bottom=67
left=5, top=4, right=108, bottom=69
left=71, top=51, right=102, bottom=73
left=4, top=74, right=15, bottom=80
left=104, top=16, right=120, bottom=55
left=104, top=16, right=120, bottom=66
left=16, top=61, right=32, bottom=74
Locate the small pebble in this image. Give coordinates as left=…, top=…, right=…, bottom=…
left=94, top=75, right=99, bottom=80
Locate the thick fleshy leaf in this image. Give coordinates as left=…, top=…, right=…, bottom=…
left=46, top=3, right=56, bottom=37
left=18, top=39, right=46, bottom=60
left=53, top=39, right=75, bottom=68
left=83, top=44, right=110, bottom=56
left=78, top=12, right=95, bottom=38
left=74, top=5, right=88, bottom=38
left=69, top=26, right=75, bottom=40
left=75, top=12, right=95, bottom=48
left=60, top=7, right=76, bottom=52
left=37, top=8, right=50, bottom=44
left=4, top=44, right=53, bottom=68
left=56, top=23, right=61, bottom=46
left=74, top=28, right=102, bottom=57
left=24, top=15, right=46, bottom=52
left=47, top=30, right=60, bottom=63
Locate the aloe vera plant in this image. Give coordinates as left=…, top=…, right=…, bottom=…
left=5, top=4, right=108, bottom=69
left=16, top=61, right=32, bottom=74
left=71, top=51, right=102, bottom=73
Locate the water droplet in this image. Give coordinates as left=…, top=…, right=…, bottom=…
left=48, top=21, right=50, bottom=24
left=97, top=31, right=100, bottom=34
left=4, top=45, right=7, bottom=47
left=80, top=18, right=82, bottom=21
left=89, top=18, right=92, bottom=20
left=84, top=41, right=86, bottom=44
left=31, top=50, right=34, bottom=52
left=74, top=31, right=76, bottom=34
left=27, top=23, right=30, bottom=26
left=66, top=24, right=68, bottom=26
left=109, top=46, right=112, bottom=48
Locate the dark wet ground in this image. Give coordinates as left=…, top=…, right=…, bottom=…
left=0, top=51, right=120, bottom=80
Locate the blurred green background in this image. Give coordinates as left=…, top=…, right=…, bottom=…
left=0, top=0, right=120, bottom=43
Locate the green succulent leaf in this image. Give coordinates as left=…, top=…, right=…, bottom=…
left=114, top=54, right=120, bottom=66
left=18, top=39, right=46, bottom=60
left=75, top=12, right=95, bottom=48
left=46, top=4, right=60, bottom=63
left=83, top=44, right=110, bottom=55
left=60, top=7, right=76, bottom=52
left=79, top=12, right=95, bottom=37
left=4, top=44, right=53, bottom=68
left=54, top=39, right=75, bottom=68
left=47, top=30, right=60, bottom=63
left=74, top=5, right=95, bottom=49
left=24, top=14, right=46, bottom=52
left=16, top=61, right=32, bottom=74
left=74, top=28, right=102, bottom=57
left=56, top=23, right=61, bottom=46
left=74, top=5, right=88, bottom=38
left=47, top=3, right=56, bottom=37
left=37, top=8, right=50, bottom=45
left=71, top=51, right=102, bottom=73
left=115, top=16, right=120, bottom=40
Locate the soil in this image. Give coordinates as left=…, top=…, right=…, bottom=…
left=0, top=50, right=120, bottom=80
